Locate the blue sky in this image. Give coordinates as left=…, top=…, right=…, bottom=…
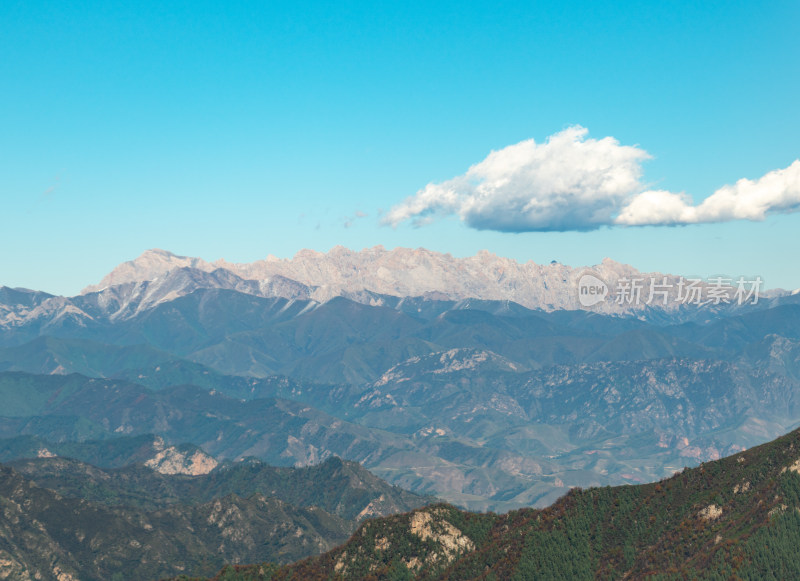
left=2, top=0, right=798, bottom=295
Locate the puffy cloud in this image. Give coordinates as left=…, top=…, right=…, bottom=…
left=384, top=126, right=651, bottom=232
left=614, top=190, right=698, bottom=226
left=386, top=127, right=800, bottom=232
left=616, top=160, right=800, bottom=226
left=693, top=160, right=800, bottom=222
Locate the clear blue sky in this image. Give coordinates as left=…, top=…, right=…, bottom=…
left=2, top=0, right=798, bottom=295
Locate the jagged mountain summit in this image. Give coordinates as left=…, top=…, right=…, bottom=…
left=84, top=247, right=606, bottom=309
left=81, top=246, right=778, bottom=317
left=0, top=247, right=786, bottom=335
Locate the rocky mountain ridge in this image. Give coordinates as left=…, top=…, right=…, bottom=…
left=1, top=247, right=789, bottom=336
left=83, top=247, right=782, bottom=316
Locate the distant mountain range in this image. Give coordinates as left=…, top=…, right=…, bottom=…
left=84, top=247, right=661, bottom=313
left=2, top=247, right=800, bottom=577
left=3, top=248, right=791, bottom=336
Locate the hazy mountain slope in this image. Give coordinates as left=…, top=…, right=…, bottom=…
left=3, top=355, right=800, bottom=513
left=0, top=286, right=54, bottom=311
left=0, top=371, right=563, bottom=510
left=0, top=433, right=215, bottom=471
left=0, top=273, right=316, bottom=347
left=667, top=303, right=800, bottom=352
left=739, top=334, right=800, bottom=382
left=0, top=335, right=187, bottom=377
left=0, top=331, right=329, bottom=398
left=1, top=288, right=774, bottom=385
left=350, top=352, right=800, bottom=507
left=200, top=426, right=800, bottom=580
left=0, top=372, right=420, bottom=467
left=191, top=297, right=431, bottom=382
left=113, top=287, right=315, bottom=355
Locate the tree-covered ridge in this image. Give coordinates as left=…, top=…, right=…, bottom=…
left=8, top=453, right=429, bottom=521
left=0, top=463, right=350, bottom=581
left=0, top=453, right=430, bottom=581
left=185, top=427, right=800, bottom=580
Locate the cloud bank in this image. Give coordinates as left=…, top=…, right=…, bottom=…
left=385, top=126, right=800, bottom=232
left=615, top=162, right=800, bottom=225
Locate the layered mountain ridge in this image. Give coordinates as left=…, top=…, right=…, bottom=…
left=2, top=247, right=790, bottom=337
left=2, top=247, right=799, bottom=514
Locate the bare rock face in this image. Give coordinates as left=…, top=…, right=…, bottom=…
left=82, top=249, right=215, bottom=293
left=408, top=508, right=474, bottom=558
left=374, top=348, right=523, bottom=387
left=80, top=246, right=737, bottom=316
left=144, top=439, right=218, bottom=475
left=698, top=503, right=723, bottom=521
left=332, top=506, right=475, bottom=577
left=0, top=555, right=33, bottom=580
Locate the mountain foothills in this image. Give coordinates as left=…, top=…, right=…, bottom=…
left=178, top=426, right=800, bottom=580
left=1, top=247, right=800, bottom=578
left=0, top=448, right=428, bottom=580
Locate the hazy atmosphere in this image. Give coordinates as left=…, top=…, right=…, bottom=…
left=2, top=1, right=799, bottom=295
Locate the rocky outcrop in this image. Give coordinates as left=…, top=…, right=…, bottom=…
left=144, top=441, right=218, bottom=475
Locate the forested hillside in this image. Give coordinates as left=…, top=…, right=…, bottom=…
left=183, top=426, right=800, bottom=580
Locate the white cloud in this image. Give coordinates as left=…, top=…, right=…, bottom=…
left=693, top=160, right=800, bottom=222
left=616, top=160, right=800, bottom=226
left=386, top=127, right=800, bottom=232
left=614, top=190, right=698, bottom=225
left=385, top=126, right=650, bottom=232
